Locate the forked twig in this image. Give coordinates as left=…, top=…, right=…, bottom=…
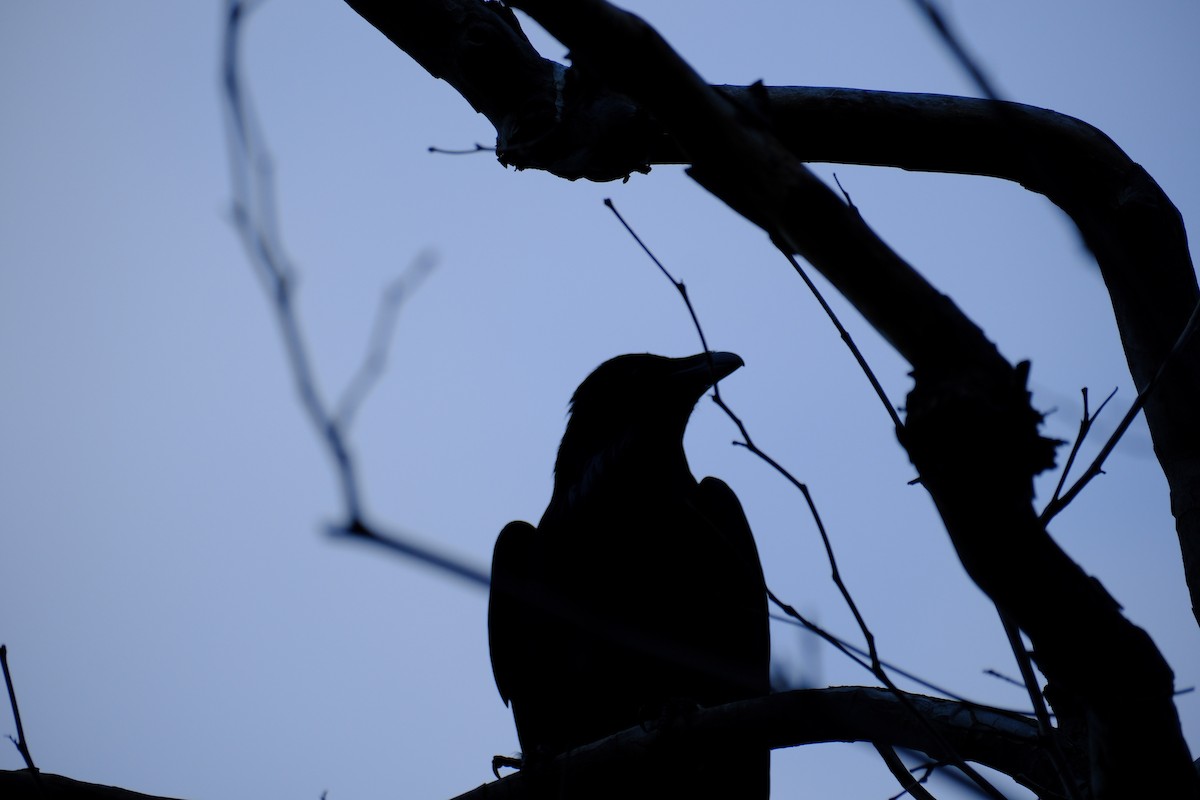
left=1044, top=387, right=1117, bottom=512
left=1, top=645, right=37, bottom=772
left=1041, top=297, right=1200, bottom=523
left=221, top=0, right=487, bottom=588
left=770, top=180, right=903, bottom=433
left=336, top=251, right=437, bottom=430
left=877, top=743, right=939, bottom=800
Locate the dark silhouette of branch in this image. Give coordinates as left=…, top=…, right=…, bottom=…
left=428, top=143, right=494, bottom=156
left=0, top=688, right=1062, bottom=800
left=215, top=1, right=1200, bottom=796
left=902, top=8, right=1083, bottom=791
left=604, top=200, right=883, bottom=668
left=345, top=0, right=1200, bottom=628
left=777, top=244, right=903, bottom=431
left=604, top=199, right=1007, bottom=800
left=452, top=688, right=1062, bottom=800
left=996, top=610, right=1080, bottom=798
left=875, top=743, right=939, bottom=800
left=1041, top=297, right=1200, bottom=524
left=1043, top=387, right=1117, bottom=514
left=0, top=771, right=186, bottom=800
left=906, top=0, right=1003, bottom=103
left=390, top=0, right=1197, bottom=795
left=331, top=519, right=489, bottom=588
left=222, top=0, right=488, bottom=588
left=224, top=0, right=367, bottom=520
left=771, top=612, right=1040, bottom=717
left=1, top=646, right=36, bottom=773
left=335, top=251, right=436, bottom=430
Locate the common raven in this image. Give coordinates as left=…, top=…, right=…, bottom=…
left=489, top=352, right=769, bottom=798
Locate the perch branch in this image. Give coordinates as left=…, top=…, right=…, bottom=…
left=453, top=687, right=1062, bottom=800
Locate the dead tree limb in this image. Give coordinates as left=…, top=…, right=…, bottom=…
left=452, top=687, right=1061, bottom=800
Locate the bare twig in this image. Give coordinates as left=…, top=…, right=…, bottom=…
left=331, top=519, right=489, bottom=587
left=1, top=645, right=37, bottom=772
left=897, top=751, right=1000, bottom=800
left=603, top=199, right=714, bottom=355
left=802, top=177, right=903, bottom=429
left=907, top=0, right=1003, bottom=103
left=428, top=143, right=495, bottom=155
left=1044, top=387, right=1117, bottom=511
left=876, top=743, right=940, bottom=800
left=997, top=618, right=1047, bottom=723
left=335, top=251, right=437, bottom=430
left=1041, top=297, right=1200, bottom=523
left=224, top=0, right=366, bottom=521
left=771, top=612, right=1034, bottom=715
left=909, top=6, right=1119, bottom=796
left=776, top=247, right=903, bottom=431
left=222, top=0, right=487, bottom=588
left=981, top=669, right=1026, bottom=691
left=606, top=198, right=1010, bottom=800
left=996, top=611, right=1079, bottom=798
left=605, top=199, right=879, bottom=659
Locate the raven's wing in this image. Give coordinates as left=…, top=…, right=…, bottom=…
left=691, top=476, right=772, bottom=800
left=487, top=520, right=539, bottom=708
left=696, top=476, right=767, bottom=595
left=694, top=476, right=770, bottom=694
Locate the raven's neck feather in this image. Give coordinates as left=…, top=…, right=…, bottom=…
left=546, top=428, right=693, bottom=524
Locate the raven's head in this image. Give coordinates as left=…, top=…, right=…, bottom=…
left=550, top=352, right=743, bottom=510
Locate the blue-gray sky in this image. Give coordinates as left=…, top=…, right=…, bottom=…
left=2, top=2, right=1198, bottom=798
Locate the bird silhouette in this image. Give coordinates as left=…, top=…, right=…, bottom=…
left=489, top=351, right=769, bottom=798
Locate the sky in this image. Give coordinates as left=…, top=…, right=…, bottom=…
left=1, top=1, right=1198, bottom=799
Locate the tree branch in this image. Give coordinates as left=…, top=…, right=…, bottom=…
left=343, top=0, right=1200, bottom=625
left=0, top=689, right=1062, bottom=800
left=342, top=0, right=660, bottom=182
left=0, top=771, right=185, bottom=800
left=453, top=687, right=1062, bottom=800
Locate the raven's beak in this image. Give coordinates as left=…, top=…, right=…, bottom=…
left=672, top=351, right=744, bottom=396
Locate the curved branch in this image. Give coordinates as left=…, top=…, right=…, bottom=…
left=452, top=687, right=1061, bottom=800
left=343, top=2, right=1199, bottom=627
left=0, top=690, right=1060, bottom=800
left=343, top=0, right=660, bottom=182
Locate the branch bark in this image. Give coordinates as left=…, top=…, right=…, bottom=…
left=449, top=687, right=1061, bottom=800
left=0, top=771, right=186, bottom=800
left=0, top=689, right=1061, bottom=800
left=342, top=0, right=661, bottom=182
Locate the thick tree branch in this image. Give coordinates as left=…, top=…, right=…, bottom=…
left=453, top=687, right=1061, bottom=800
left=343, top=0, right=1200, bottom=625
left=503, top=3, right=1196, bottom=795
left=0, top=689, right=1060, bottom=800
left=0, top=771, right=185, bottom=800
left=343, top=0, right=660, bottom=181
